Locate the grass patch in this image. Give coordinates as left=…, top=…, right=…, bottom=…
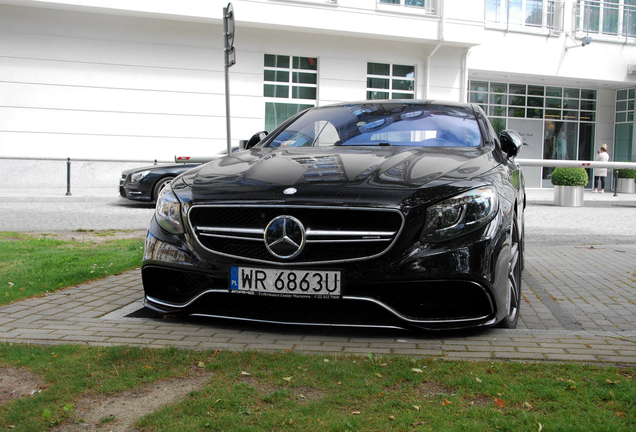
left=0, top=231, right=143, bottom=306
left=0, top=344, right=634, bottom=430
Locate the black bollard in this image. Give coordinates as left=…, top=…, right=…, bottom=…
left=66, top=157, right=72, bottom=196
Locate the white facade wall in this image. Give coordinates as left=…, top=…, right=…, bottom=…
left=0, top=0, right=634, bottom=189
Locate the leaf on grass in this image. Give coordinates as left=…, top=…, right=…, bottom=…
left=476, top=377, right=482, bottom=383
left=442, top=398, right=452, bottom=406
left=412, top=368, right=424, bottom=373
left=494, top=398, right=505, bottom=408
left=241, top=371, right=251, bottom=376
left=413, top=405, right=420, bottom=411
left=524, top=401, right=533, bottom=410
left=375, top=372, right=383, bottom=378
left=144, top=366, right=152, bottom=370
left=352, top=411, right=361, bottom=415
left=283, top=376, right=292, bottom=382
left=606, top=379, right=619, bottom=385
left=389, top=415, right=396, bottom=421
left=42, top=409, right=52, bottom=419
left=538, top=423, right=543, bottom=432
left=198, top=361, right=205, bottom=368
left=123, top=350, right=129, bottom=355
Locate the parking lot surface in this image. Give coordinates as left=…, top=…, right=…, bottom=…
left=1, top=188, right=635, bottom=365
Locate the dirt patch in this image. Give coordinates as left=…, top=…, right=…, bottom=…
left=53, top=369, right=211, bottom=432
left=23, top=230, right=147, bottom=245
left=0, top=367, right=48, bottom=404
left=239, top=375, right=326, bottom=403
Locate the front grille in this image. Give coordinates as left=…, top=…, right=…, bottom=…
left=188, top=205, right=404, bottom=265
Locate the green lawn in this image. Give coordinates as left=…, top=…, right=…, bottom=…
left=0, top=231, right=143, bottom=306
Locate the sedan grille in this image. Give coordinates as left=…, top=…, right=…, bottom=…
left=188, top=205, right=404, bottom=265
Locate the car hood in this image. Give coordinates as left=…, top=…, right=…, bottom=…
left=179, top=146, right=500, bottom=207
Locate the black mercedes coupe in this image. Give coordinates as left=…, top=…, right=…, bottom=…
left=142, top=101, right=525, bottom=331
left=120, top=163, right=200, bottom=203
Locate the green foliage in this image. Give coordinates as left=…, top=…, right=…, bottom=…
left=617, top=168, right=636, bottom=179
left=550, top=167, right=589, bottom=187
left=0, top=231, right=143, bottom=306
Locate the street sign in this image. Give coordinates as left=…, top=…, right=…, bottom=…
left=224, top=3, right=235, bottom=67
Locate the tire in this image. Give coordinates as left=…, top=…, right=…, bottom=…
left=497, top=217, right=522, bottom=329
left=152, top=176, right=175, bottom=202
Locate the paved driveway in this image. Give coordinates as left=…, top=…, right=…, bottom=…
left=1, top=189, right=635, bottom=364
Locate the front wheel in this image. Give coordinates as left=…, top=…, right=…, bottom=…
left=152, top=176, right=175, bottom=202
left=497, top=218, right=522, bottom=329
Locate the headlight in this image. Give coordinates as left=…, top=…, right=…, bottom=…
left=155, top=185, right=184, bottom=235
left=421, top=186, right=498, bottom=242
left=130, top=170, right=151, bottom=184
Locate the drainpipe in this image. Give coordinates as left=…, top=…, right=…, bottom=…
left=461, top=47, right=473, bottom=103
left=425, top=0, right=444, bottom=99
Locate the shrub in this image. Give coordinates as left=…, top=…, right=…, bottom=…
left=617, top=168, right=636, bottom=179
left=550, top=167, right=588, bottom=187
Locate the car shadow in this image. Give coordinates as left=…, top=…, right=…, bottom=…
left=125, top=307, right=490, bottom=341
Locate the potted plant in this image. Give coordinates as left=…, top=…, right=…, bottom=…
left=550, top=167, right=588, bottom=207
left=617, top=167, right=636, bottom=194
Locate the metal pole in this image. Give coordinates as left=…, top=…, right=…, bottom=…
left=223, top=6, right=232, bottom=156
left=614, top=169, right=619, bottom=197
left=66, top=157, right=72, bottom=196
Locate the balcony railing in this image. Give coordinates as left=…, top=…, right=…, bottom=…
left=377, top=0, right=438, bottom=15
left=576, top=0, right=636, bottom=40
left=485, top=0, right=565, bottom=35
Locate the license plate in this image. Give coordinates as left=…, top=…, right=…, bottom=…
left=230, top=266, right=342, bottom=298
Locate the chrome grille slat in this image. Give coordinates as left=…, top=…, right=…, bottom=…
left=188, top=204, right=404, bottom=265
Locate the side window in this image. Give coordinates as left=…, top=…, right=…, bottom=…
left=276, top=121, right=340, bottom=147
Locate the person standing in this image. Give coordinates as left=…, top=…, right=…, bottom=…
left=594, top=143, right=610, bottom=193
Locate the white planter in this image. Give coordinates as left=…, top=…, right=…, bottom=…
left=554, top=185, right=584, bottom=207
left=617, top=178, right=636, bottom=194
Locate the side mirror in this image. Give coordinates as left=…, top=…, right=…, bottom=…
left=241, top=131, right=268, bottom=150
left=500, top=130, right=523, bottom=158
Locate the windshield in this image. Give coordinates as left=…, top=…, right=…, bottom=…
left=266, top=103, right=483, bottom=148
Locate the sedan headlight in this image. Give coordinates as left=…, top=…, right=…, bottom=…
left=421, top=186, right=498, bottom=242
left=130, top=170, right=151, bottom=184
left=155, top=185, right=184, bottom=235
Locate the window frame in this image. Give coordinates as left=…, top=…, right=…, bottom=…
left=485, top=0, right=565, bottom=35
left=263, top=54, right=318, bottom=132
left=366, top=62, right=416, bottom=100
left=575, top=0, right=636, bottom=40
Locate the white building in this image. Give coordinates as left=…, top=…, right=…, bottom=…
left=0, top=0, right=634, bottom=189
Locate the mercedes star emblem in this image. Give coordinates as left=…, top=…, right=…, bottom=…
left=264, top=215, right=306, bottom=259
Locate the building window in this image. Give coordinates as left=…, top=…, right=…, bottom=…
left=485, top=0, right=565, bottom=33
left=469, top=81, right=597, bottom=126
left=264, top=54, right=317, bottom=131
left=367, top=63, right=415, bottom=100
left=379, top=0, right=426, bottom=6
left=377, top=0, right=436, bottom=14
left=615, top=88, right=635, bottom=161
left=576, top=0, right=636, bottom=38
left=468, top=80, right=598, bottom=186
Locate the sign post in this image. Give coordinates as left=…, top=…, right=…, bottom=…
left=223, top=3, right=235, bottom=155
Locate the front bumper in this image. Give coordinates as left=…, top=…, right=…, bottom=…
left=119, top=177, right=152, bottom=202
left=141, top=211, right=511, bottom=331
